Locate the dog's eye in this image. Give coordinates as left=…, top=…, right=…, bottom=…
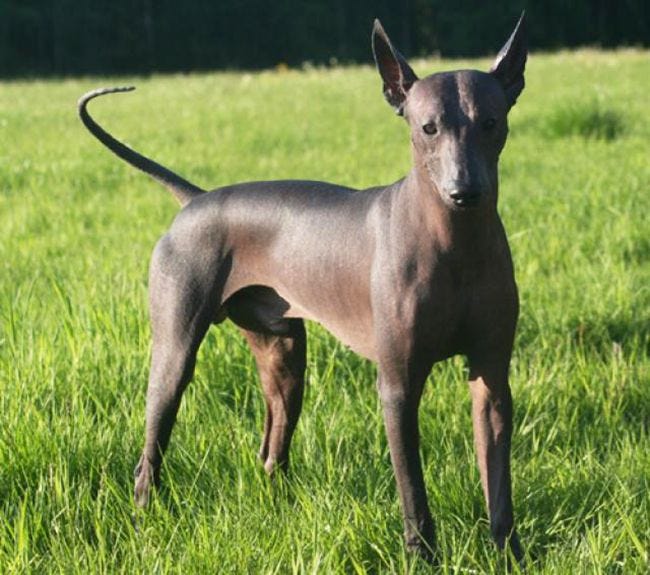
left=422, top=122, right=437, bottom=135
left=482, top=118, right=497, bottom=131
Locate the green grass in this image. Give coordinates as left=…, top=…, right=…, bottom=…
left=541, top=97, right=626, bottom=141
left=1, top=49, right=649, bottom=573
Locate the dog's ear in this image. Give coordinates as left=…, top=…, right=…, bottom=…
left=490, top=12, right=527, bottom=108
left=372, top=19, right=418, bottom=116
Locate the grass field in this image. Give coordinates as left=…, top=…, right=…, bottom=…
left=1, top=49, right=649, bottom=573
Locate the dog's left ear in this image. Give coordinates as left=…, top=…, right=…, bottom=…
left=490, top=12, right=527, bottom=108
left=372, top=19, right=418, bottom=115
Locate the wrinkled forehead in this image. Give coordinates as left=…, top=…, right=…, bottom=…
left=406, top=70, right=507, bottom=121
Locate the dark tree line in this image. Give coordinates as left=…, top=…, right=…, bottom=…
left=1, top=1, right=648, bottom=77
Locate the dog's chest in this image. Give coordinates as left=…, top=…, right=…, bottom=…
left=398, top=251, right=516, bottom=360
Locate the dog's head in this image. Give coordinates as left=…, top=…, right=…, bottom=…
left=372, top=13, right=527, bottom=210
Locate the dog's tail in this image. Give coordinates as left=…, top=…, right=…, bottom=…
left=78, top=87, right=205, bottom=207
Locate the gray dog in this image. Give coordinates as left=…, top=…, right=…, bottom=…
left=79, top=14, right=527, bottom=564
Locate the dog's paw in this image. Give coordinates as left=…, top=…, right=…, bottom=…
left=133, top=455, right=157, bottom=508
left=405, top=534, right=438, bottom=565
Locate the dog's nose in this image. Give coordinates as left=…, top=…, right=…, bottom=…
left=449, top=189, right=480, bottom=206
left=446, top=182, right=482, bottom=207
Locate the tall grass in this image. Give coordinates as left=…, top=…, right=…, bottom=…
left=1, top=49, right=649, bottom=573
left=541, top=97, right=626, bottom=140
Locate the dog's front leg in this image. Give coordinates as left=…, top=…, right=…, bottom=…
left=377, top=367, right=436, bottom=562
left=468, top=360, right=523, bottom=565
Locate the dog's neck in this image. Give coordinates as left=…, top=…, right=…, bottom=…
left=397, top=166, right=501, bottom=257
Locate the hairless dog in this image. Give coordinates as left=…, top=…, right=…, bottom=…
left=79, top=13, right=527, bottom=564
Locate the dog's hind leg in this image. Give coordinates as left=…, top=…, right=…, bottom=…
left=240, top=320, right=307, bottom=475
left=134, top=238, right=217, bottom=507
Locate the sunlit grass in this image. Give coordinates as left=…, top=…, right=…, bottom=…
left=1, top=49, right=649, bottom=573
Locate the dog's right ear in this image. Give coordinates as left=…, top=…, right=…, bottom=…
left=372, top=19, right=418, bottom=116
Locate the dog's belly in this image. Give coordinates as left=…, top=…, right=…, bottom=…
left=282, top=290, right=376, bottom=361
left=230, top=276, right=376, bottom=360
left=223, top=281, right=376, bottom=360
left=222, top=248, right=376, bottom=359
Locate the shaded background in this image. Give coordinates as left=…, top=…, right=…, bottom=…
left=1, top=0, right=649, bottom=77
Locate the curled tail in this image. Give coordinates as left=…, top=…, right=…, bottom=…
left=78, top=86, right=205, bottom=207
